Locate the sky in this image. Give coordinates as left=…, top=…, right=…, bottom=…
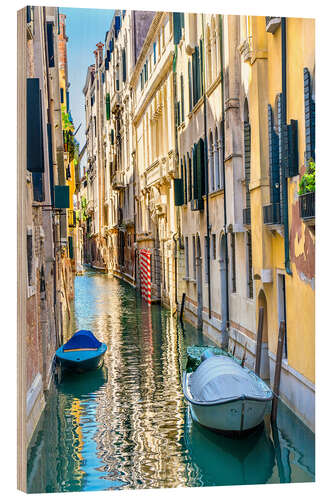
left=59, top=7, right=115, bottom=170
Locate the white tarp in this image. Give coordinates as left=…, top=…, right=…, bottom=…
left=189, top=356, right=270, bottom=403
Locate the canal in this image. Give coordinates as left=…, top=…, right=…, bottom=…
left=27, top=269, right=315, bottom=493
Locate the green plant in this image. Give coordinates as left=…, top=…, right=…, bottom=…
left=298, top=160, right=315, bottom=195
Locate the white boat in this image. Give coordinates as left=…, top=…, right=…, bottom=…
left=183, top=351, right=273, bottom=433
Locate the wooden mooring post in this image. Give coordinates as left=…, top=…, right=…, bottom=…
left=254, top=307, right=264, bottom=376
left=271, top=321, right=286, bottom=426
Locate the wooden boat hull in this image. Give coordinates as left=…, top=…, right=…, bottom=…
left=183, top=371, right=272, bottom=433
left=55, top=344, right=107, bottom=373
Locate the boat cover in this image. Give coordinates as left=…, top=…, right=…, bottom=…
left=189, top=356, right=271, bottom=403
left=63, top=330, right=102, bottom=351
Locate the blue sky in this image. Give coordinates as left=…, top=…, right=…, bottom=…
left=60, top=7, right=115, bottom=166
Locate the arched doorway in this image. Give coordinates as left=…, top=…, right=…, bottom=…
left=196, top=235, right=203, bottom=330
left=258, top=289, right=269, bottom=380
left=219, top=232, right=228, bottom=346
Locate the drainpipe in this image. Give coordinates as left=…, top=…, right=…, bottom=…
left=173, top=44, right=180, bottom=306
left=201, top=14, right=212, bottom=319
left=219, top=14, right=230, bottom=332
left=281, top=17, right=292, bottom=276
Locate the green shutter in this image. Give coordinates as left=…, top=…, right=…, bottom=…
left=193, top=143, right=198, bottom=199
left=174, top=178, right=184, bottom=206
left=188, top=153, right=192, bottom=201
left=268, top=104, right=280, bottom=204
left=244, top=122, right=251, bottom=209
left=27, top=78, right=44, bottom=173
left=54, top=185, right=70, bottom=208
left=192, top=52, right=197, bottom=106
left=287, top=120, right=299, bottom=177
left=47, top=123, right=54, bottom=206
left=188, top=61, right=193, bottom=111
left=304, top=68, right=315, bottom=162
left=68, top=236, right=74, bottom=259
left=180, top=74, right=185, bottom=122
left=111, top=129, right=114, bottom=145
left=173, top=13, right=182, bottom=45
left=32, top=173, right=45, bottom=202
left=122, top=49, right=126, bottom=82
left=106, top=93, right=110, bottom=120
left=184, top=156, right=187, bottom=203
left=199, top=40, right=203, bottom=98
left=197, top=138, right=206, bottom=198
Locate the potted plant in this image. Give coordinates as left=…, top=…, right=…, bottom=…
left=299, top=160, right=315, bottom=219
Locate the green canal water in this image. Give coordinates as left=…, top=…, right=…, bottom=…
left=27, top=269, right=315, bottom=493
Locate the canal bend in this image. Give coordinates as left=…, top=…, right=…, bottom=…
left=27, top=270, right=315, bottom=492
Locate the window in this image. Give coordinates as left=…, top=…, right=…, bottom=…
left=230, top=232, right=236, bottom=293
left=46, top=22, right=55, bottom=68
left=192, top=235, right=196, bottom=279
left=60, top=87, right=64, bottom=103
left=183, top=156, right=187, bottom=203
left=185, top=236, right=189, bottom=277
left=246, top=231, right=253, bottom=299
left=204, top=236, right=209, bottom=283
left=187, top=152, right=192, bottom=202
left=27, top=230, right=33, bottom=287
left=212, top=234, right=216, bottom=260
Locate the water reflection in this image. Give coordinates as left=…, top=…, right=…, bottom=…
left=27, top=270, right=315, bottom=492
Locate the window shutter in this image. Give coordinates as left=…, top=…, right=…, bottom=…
left=173, top=13, right=182, bottom=45
left=193, top=143, right=198, bottom=199
left=68, top=236, right=74, bottom=259
left=122, top=49, right=126, bottom=82
left=195, top=46, right=200, bottom=103
left=287, top=120, right=299, bottom=177
left=66, top=91, right=70, bottom=113
left=184, top=156, right=187, bottom=203
left=197, top=138, right=205, bottom=199
left=27, top=78, right=44, bottom=173
left=111, top=129, right=114, bottom=145
left=244, top=122, right=251, bottom=209
left=153, top=42, right=156, bottom=64
left=180, top=74, right=185, bottom=122
left=199, top=40, right=203, bottom=98
left=106, top=93, right=110, bottom=120
left=188, top=153, right=192, bottom=201
left=60, top=87, right=64, bottom=103
left=110, top=38, right=114, bottom=53
left=47, top=123, right=54, bottom=206
left=188, top=61, right=193, bottom=112
left=174, top=178, right=184, bottom=206
left=192, top=52, right=197, bottom=106
left=32, top=173, right=45, bottom=202
left=115, top=16, right=120, bottom=38
left=54, top=185, right=70, bottom=208
left=268, top=104, right=280, bottom=204
left=46, top=22, right=55, bottom=68
left=304, top=68, right=315, bottom=162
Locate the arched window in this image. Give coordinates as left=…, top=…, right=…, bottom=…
left=214, top=126, right=219, bottom=190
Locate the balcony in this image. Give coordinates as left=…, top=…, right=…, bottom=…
left=243, top=207, right=251, bottom=226
left=263, top=203, right=281, bottom=225
left=191, top=198, right=204, bottom=211
left=265, top=17, right=281, bottom=34
left=111, top=171, right=125, bottom=190
left=299, top=192, right=315, bottom=227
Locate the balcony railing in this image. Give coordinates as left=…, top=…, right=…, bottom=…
left=112, top=171, right=125, bottom=190
left=263, top=203, right=281, bottom=225
left=299, top=192, right=315, bottom=220
left=243, top=207, right=251, bottom=226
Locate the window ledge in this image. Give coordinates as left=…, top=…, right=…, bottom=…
left=209, top=188, right=224, bottom=199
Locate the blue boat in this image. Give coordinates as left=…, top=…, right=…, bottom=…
left=55, top=330, right=107, bottom=373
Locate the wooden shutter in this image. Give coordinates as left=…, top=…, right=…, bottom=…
left=184, top=156, right=187, bottom=203
left=27, top=78, right=44, bottom=173
left=173, top=13, right=182, bottom=45
left=106, top=93, right=110, bottom=120
left=268, top=104, right=280, bottom=204
left=47, top=123, right=54, bottom=206
left=111, top=129, right=114, bottom=145
left=195, top=46, right=200, bottom=103
left=174, top=178, right=184, bottom=206
left=193, top=143, right=198, bottom=199
left=199, top=40, right=203, bottom=98
left=68, top=236, right=74, bottom=259
left=46, top=22, right=55, bottom=68
left=287, top=120, right=299, bottom=177
left=180, top=74, right=185, bottom=122
left=197, top=138, right=205, bottom=199
left=188, top=61, right=193, bottom=111
left=304, top=68, right=315, bottom=162
left=192, top=52, right=197, bottom=106
left=244, top=121, right=251, bottom=209
left=188, top=153, right=192, bottom=201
